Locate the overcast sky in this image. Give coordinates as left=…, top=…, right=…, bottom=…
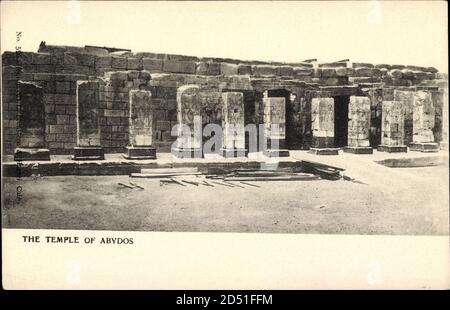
left=1, top=1, right=448, bottom=72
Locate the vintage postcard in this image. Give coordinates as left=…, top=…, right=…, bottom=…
left=1, top=0, right=449, bottom=291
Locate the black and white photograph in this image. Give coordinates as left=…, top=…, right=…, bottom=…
left=1, top=0, right=448, bottom=290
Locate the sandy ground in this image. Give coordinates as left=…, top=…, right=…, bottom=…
left=2, top=151, right=448, bottom=235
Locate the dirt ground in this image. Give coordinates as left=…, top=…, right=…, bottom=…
left=2, top=159, right=448, bottom=235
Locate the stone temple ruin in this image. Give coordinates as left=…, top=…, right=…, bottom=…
left=2, top=42, right=448, bottom=161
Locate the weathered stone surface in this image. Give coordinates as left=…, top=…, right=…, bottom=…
left=14, top=148, right=50, bottom=161
left=175, top=85, right=202, bottom=151
left=311, top=98, right=334, bottom=148
left=412, top=91, right=435, bottom=143
left=276, top=65, right=294, bottom=77
left=354, top=67, right=373, bottom=77
left=221, top=92, right=245, bottom=155
left=380, top=100, right=405, bottom=147
left=163, top=60, right=196, bottom=74
left=319, top=62, right=347, bottom=68
left=129, top=90, right=153, bottom=146
left=76, top=80, right=101, bottom=146
left=143, top=58, right=163, bottom=72
left=253, top=65, right=276, bottom=76
left=95, top=56, right=111, bottom=68
left=320, top=68, right=337, bottom=78
left=236, top=64, right=252, bottom=75
left=220, top=63, right=239, bottom=75
left=264, top=97, right=286, bottom=140
left=389, top=69, right=403, bottom=79
left=17, top=81, right=46, bottom=148
left=111, top=56, right=127, bottom=69
left=393, top=90, right=414, bottom=145
left=196, top=62, right=221, bottom=76
left=263, top=96, right=289, bottom=156
left=347, top=96, right=371, bottom=147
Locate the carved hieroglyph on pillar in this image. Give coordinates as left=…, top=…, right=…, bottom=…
left=378, top=101, right=407, bottom=152
left=344, top=96, right=373, bottom=154
left=393, top=90, right=414, bottom=146
left=309, top=97, right=339, bottom=155
left=73, top=80, right=104, bottom=160
left=221, top=92, right=246, bottom=157
left=263, top=97, right=290, bottom=157
left=172, top=85, right=203, bottom=158
left=409, top=91, right=439, bottom=152
left=14, top=81, right=50, bottom=161
left=123, top=90, right=156, bottom=159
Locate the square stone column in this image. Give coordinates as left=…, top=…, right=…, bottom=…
left=344, top=96, right=373, bottom=154
left=14, top=81, right=50, bottom=161
left=394, top=90, right=414, bottom=145
left=309, top=97, right=339, bottom=155
left=221, top=92, right=246, bottom=157
left=123, top=90, right=156, bottom=159
left=409, top=91, right=439, bottom=152
left=72, top=80, right=104, bottom=160
left=441, top=89, right=448, bottom=150
left=378, top=100, right=407, bottom=152
left=172, top=85, right=203, bottom=158
left=263, top=97, right=289, bottom=157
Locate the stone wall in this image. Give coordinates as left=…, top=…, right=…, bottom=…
left=2, top=42, right=448, bottom=155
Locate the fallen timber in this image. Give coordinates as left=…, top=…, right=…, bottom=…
left=128, top=160, right=344, bottom=182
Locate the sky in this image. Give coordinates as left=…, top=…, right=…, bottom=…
left=1, top=1, right=448, bottom=72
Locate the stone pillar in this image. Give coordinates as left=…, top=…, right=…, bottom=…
left=263, top=97, right=290, bottom=157
left=441, top=88, right=449, bottom=150
left=14, top=81, right=50, bottom=161
left=409, top=91, right=439, bottom=152
left=221, top=92, right=246, bottom=157
left=393, top=90, right=414, bottom=145
left=123, top=90, right=156, bottom=159
left=309, top=97, right=339, bottom=155
left=72, top=80, right=104, bottom=160
left=378, top=101, right=407, bottom=152
left=172, top=85, right=203, bottom=158
left=344, top=96, right=373, bottom=154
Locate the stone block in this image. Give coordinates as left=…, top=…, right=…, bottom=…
left=377, top=145, right=407, bottom=153
left=111, top=56, right=127, bottom=69
left=14, top=148, right=50, bottom=161
left=143, top=58, right=163, bottom=72
left=123, top=145, right=156, bottom=159
left=409, top=142, right=439, bottom=152
left=343, top=146, right=373, bottom=154
left=237, top=64, right=252, bottom=75
left=253, top=65, right=276, bottom=76
left=354, top=67, right=373, bottom=77
left=220, top=63, right=239, bottom=75
left=276, top=66, right=294, bottom=77
left=163, top=60, right=196, bottom=74
left=32, top=53, right=52, bottom=65
left=127, top=57, right=142, bottom=70
left=308, top=147, right=339, bottom=155
left=196, top=62, right=221, bottom=76
left=72, top=146, right=104, bottom=160
left=95, top=55, right=112, bottom=68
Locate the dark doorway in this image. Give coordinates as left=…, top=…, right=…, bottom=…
left=333, top=95, right=349, bottom=148
left=267, top=89, right=295, bottom=149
